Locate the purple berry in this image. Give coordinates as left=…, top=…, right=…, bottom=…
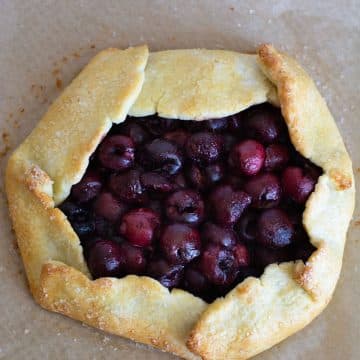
left=227, top=113, right=243, bottom=132
left=140, top=139, right=183, bottom=175
left=119, top=208, right=160, bottom=247
left=204, top=118, right=228, bottom=132
left=164, top=129, right=190, bottom=147
left=140, top=172, right=174, bottom=193
left=118, top=242, right=147, bottom=274
left=282, top=166, right=316, bottom=204
left=172, top=172, right=188, bottom=189
left=143, top=115, right=178, bottom=135
left=200, top=245, right=237, bottom=286
left=93, top=192, right=128, bottom=222
left=146, top=258, right=184, bottom=288
left=182, top=263, right=211, bottom=299
left=187, top=163, right=224, bottom=191
left=243, top=173, right=281, bottom=209
left=201, top=223, right=237, bottom=248
left=209, top=185, right=251, bottom=226
left=71, top=170, right=102, bottom=203
left=244, top=105, right=284, bottom=144
left=109, top=169, right=147, bottom=204
left=98, top=135, right=135, bottom=171
left=160, top=224, right=201, bottom=264
left=186, top=132, right=223, bottom=164
left=87, top=240, right=123, bottom=278
left=233, top=243, right=250, bottom=267
left=229, top=140, right=265, bottom=176
left=165, top=189, right=204, bottom=225
left=118, top=121, right=149, bottom=145
left=264, top=144, right=290, bottom=171
left=257, top=208, right=294, bottom=248
left=236, top=211, right=257, bottom=243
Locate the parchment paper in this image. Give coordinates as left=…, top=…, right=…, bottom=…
left=0, top=1, right=359, bottom=359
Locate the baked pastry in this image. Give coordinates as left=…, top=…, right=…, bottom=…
left=5, top=44, right=355, bottom=359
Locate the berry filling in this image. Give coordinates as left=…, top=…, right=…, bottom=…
left=59, top=103, right=321, bottom=303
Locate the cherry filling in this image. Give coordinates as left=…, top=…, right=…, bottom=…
left=59, top=103, right=321, bottom=303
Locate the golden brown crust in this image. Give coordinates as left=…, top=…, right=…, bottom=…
left=129, top=49, right=278, bottom=120
left=39, top=261, right=206, bottom=360
left=5, top=44, right=355, bottom=360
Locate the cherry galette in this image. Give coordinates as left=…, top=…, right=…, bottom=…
left=6, top=45, right=354, bottom=360
left=60, top=103, right=320, bottom=302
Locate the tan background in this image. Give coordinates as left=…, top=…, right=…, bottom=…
left=0, top=1, right=359, bottom=359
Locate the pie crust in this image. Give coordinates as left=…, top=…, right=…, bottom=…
left=5, top=44, right=355, bottom=360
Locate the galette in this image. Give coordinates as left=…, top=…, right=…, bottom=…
left=5, top=44, right=355, bottom=359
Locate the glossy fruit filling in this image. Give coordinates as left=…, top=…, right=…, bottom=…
left=59, top=103, right=321, bottom=302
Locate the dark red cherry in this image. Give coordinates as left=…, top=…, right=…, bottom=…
left=165, top=190, right=204, bottom=225
left=60, top=201, right=95, bottom=238
left=264, top=144, right=290, bottom=171
left=109, top=170, right=147, bottom=204
left=236, top=210, right=257, bottom=243
left=233, top=243, right=250, bottom=267
left=209, top=185, right=251, bottom=226
left=243, top=173, right=281, bottom=209
left=201, top=223, right=237, bottom=248
left=98, top=135, right=135, bottom=171
left=205, top=163, right=225, bottom=185
left=119, top=208, right=160, bottom=247
left=187, top=163, right=224, bottom=191
left=229, top=139, right=265, bottom=176
left=199, top=245, right=238, bottom=286
left=185, top=132, right=224, bottom=164
left=164, top=129, right=190, bottom=147
left=71, top=170, right=102, bottom=203
left=93, top=192, right=128, bottom=222
left=172, top=172, right=188, bottom=189
left=146, top=258, right=184, bottom=288
left=140, top=172, right=174, bottom=193
left=186, top=164, right=206, bottom=190
left=60, top=200, right=88, bottom=220
left=282, top=166, right=316, bottom=204
left=244, top=105, right=283, bottom=144
left=253, top=246, right=290, bottom=268
left=189, top=118, right=227, bottom=133
left=204, top=118, right=228, bottom=132
left=257, top=208, right=294, bottom=248
left=142, top=115, right=178, bottom=135
left=182, top=263, right=212, bottom=299
left=140, top=139, right=183, bottom=175
left=118, top=121, right=149, bottom=145
left=227, top=113, right=243, bottom=132
left=94, top=217, right=116, bottom=238
left=87, top=240, right=123, bottom=278
left=160, top=224, right=201, bottom=264
left=118, top=242, right=147, bottom=274
left=72, top=219, right=95, bottom=238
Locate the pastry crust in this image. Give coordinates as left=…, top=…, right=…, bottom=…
left=5, top=44, right=355, bottom=360
left=129, top=49, right=278, bottom=119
